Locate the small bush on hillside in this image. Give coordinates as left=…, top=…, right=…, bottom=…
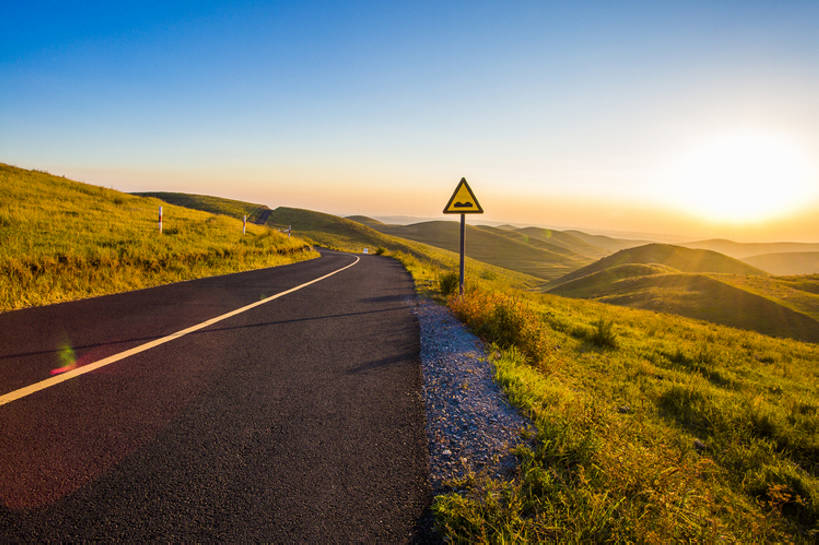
left=440, top=271, right=460, bottom=296
left=375, top=247, right=385, bottom=255
left=588, top=318, right=618, bottom=349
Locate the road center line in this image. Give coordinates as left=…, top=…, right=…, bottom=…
left=0, top=256, right=360, bottom=407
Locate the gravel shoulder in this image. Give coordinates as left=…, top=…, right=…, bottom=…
left=414, top=298, right=532, bottom=493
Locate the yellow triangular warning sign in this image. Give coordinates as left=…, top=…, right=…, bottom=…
left=443, top=178, right=483, bottom=214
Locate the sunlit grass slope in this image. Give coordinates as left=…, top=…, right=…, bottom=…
left=358, top=219, right=592, bottom=281
left=134, top=191, right=270, bottom=222
left=0, top=164, right=318, bottom=312
left=394, top=257, right=819, bottom=543
left=552, top=270, right=819, bottom=343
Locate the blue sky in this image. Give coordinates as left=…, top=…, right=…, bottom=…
left=2, top=1, right=818, bottom=239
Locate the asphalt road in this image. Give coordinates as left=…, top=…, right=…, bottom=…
left=0, top=250, right=432, bottom=543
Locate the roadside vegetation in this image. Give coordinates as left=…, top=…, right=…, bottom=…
left=395, top=255, right=819, bottom=543
left=0, top=164, right=318, bottom=312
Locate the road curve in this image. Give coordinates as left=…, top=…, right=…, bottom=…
left=0, top=250, right=431, bottom=543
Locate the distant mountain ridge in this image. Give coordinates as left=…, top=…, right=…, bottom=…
left=680, top=238, right=819, bottom=259
left=742, top=252, right=819, bottom=276
left=547, top=243, right=818, bottom=343
left=551, top=243, right=765, bottom=288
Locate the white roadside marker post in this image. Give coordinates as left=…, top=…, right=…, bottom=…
left=158, top=206, right=163, bottom=234
left=243, top=215, right=247, bottom=236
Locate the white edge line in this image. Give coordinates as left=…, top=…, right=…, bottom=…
left=0, top=256, right=360, bottom=407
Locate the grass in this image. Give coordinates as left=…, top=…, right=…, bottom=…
left=393, top=254, right=819, bottom=543
left=549, top=270, right=819, bottom=343
left=0, top=164, right=318, bottom=312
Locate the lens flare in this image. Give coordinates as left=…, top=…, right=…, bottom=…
left=50, top=343, right=78, bottom=375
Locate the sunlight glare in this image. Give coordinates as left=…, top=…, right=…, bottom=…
left=667, top=130, right=815, bottom=223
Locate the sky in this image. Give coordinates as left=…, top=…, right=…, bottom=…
left=2, top=1, right=818, bottom=241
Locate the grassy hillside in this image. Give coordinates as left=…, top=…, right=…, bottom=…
left=744, top=252, right=819, bottom=275
left=547, top=246, right=817, bottom=342
left=356, top=219, right=592, bottom=281
left=393, top=253, right=819, bottom=543
left=554, top=271, right=819, bottom=343
left=715, top=274, right=819, bottom=322
left=546, top=263, right=677, bottom=297
left=0, top=164, right=318, bottom=312
left=134, top=191, right=270, bottom=222
left=552, top=243, right=766, bottom=287
left=682, top=239, right=819, bottom=259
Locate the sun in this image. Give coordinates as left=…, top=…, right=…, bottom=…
left=666, top=130, right=815, bottom=223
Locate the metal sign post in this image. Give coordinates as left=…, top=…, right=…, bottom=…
left=443, top=177, right=484, bottom=295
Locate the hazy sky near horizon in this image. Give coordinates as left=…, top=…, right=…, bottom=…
left=2, top=1, right=818, bottom=241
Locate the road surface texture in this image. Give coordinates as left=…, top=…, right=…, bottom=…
left=0, top=250, right=432, bottom=543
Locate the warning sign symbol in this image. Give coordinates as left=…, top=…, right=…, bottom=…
left=443, top=178, right=484, bottom=214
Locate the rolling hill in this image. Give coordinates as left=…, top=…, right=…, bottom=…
left=547, top=244, right=817, bottom=343
left=550, top=270, right=819, bottom=343
left=551, top=243, right=765, bottom=287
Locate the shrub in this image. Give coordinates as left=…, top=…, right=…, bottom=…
left=374, top=247, right=385, bottom=255
left=439, top=271, right=460, bottom=296
left=588, top=318, right=617, bottom=349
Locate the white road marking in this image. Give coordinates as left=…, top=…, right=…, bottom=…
left=0, top=256, right=360, bottom=407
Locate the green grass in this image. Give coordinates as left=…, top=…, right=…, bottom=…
left=549, top=269, right=819, bottom=343
left=0, top=164, right=318, bottom=312
left=385, top=249, right=819, bottom=543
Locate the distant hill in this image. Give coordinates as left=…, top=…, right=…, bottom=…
left=546, top=243, right=817, bottom=343
left=133, top=192, right=270, bottom=222
left=742, top=252, right=819, bottom=275
left=513, top=227, right=642, bottom=260
left=345, top=215, right=384, bottom=228
left=551, top=243, right=765, bottom=287
left=359, top=219, right=592, bottom=280
left=681, top=239, right=819, bottom=259
left=561, top=230, right=648, bottom=255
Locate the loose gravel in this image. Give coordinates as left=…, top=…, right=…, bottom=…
left=414, top=298, right=532, bottom=493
